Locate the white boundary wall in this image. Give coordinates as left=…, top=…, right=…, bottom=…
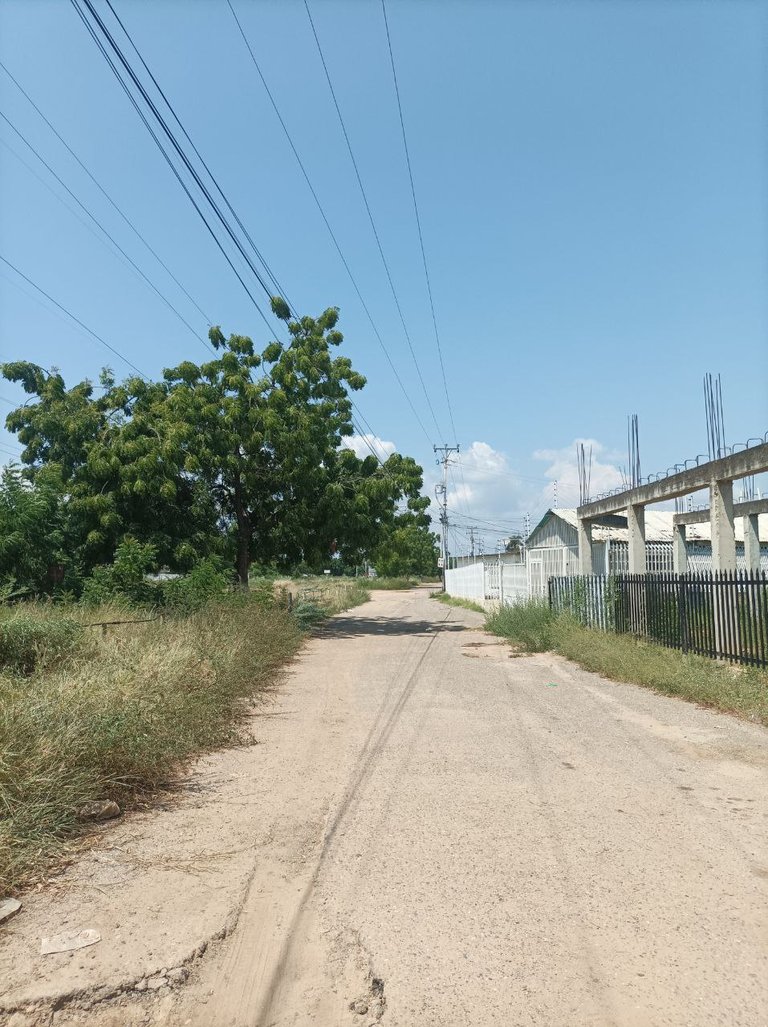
left=445, top=544, right=768, bottom=609
left=445, top=560, right=530, bottom=607
left=444, top=562, right=485, bottom=602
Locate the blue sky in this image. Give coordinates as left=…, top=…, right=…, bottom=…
left=1, top=0, right=766, bottom=552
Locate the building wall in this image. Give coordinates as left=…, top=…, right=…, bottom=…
left=526, top=515, right=578, bottom=551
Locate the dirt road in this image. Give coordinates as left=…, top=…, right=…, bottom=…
left=3, top=588, right=768, bottom=1026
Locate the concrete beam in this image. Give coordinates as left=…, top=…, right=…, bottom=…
left=673, top=522, right=687, bottom=573
left=710, top=479, right=736, bottom=572
left=578, top=519, right=594, bottom=574
left=578, top=443, right=768, bottom=520
left=744, top=513, right=761, bottom=572
left=627, top=504, right=646, bottom=573
left=673, top=497, right=768, bottom=526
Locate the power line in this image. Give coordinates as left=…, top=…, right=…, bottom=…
left=380, top=0, right=457, bottom=443
left=73, top=0, right=400, bottom=475
left=71, top=0, right=279, bottom=337
left=0, top=59, right=213, bottom=328
left=102, top=0, right=294, bottom=311
left=0, top=108, right=215, bottom=356
left=381, top=1, right=478, bottom=516
left=225, top=0, right=433, bottom=446
left=303, top=0, right=442, bottom=439
left=0, top=254, right=148, bottom=378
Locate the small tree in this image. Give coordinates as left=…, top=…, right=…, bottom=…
left=155, top=300, right=365, bottom=586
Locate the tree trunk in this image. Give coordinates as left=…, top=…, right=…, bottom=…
left=233, top=478, right=250, bottom=589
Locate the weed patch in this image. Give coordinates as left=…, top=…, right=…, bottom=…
left=486, top=600, right=557, bottom=653
left=0, top=598, right=302, bottom=893
left=431, top=592, right=485, bottom=614
left=0, top=616, right=85, bottom=674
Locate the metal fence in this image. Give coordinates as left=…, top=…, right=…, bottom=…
left=549, top=571, right=768, bottom=668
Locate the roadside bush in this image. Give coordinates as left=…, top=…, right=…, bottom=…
left=80, top=539, right=160, bottom=608
left=485, top=599, right=558, bottom=652
left=0, top=616, right=84, bottom=675
left=163, top=559, right=233, bottom=614
left=293, top=600, right=327, bottom=629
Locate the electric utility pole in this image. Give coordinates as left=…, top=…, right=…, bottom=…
left=468, top=525, right=477, bottom=559
left=434, top=443, right=459, bottom=590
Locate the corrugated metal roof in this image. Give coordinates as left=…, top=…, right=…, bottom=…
left=535, top=509, right=767, bottom=544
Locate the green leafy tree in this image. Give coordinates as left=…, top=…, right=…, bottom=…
left=152, top=301, right=365, bottom=586
left=0, top=465, right=67, bottom=597
left=2, top=364, right=219, bottom=576
left=2, top=305, right=434, bottom=590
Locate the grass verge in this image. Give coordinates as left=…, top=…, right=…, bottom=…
left=486, top=600, right=768, bottom=726
left=431, top=592, right=485, bottom=614
left=0, top=597, right=305, bottom=894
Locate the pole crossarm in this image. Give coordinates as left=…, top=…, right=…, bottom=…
left=577, top=443, right=768, bottom=520
left=673, top=497, right=768, bottom=527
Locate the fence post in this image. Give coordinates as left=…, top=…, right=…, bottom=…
left=678, top=574, right=688, bottom=654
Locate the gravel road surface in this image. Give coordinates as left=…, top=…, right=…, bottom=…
left=4, top=587, right=767, bottom=1027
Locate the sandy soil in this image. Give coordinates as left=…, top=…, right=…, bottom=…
left=2, top=587, right=767, bottom=1026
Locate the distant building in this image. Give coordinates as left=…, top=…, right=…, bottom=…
left=525, top=509, right=768, bottom=594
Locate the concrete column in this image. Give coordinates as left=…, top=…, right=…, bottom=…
left=673, top=522, right=687, bottom=574
left=627, top=503, right=647, bottom=573
left=744, top=512, right=761, bottom=573
left=710, top=479, right=736, bottom=572
left=578, top=518, right=593, bottom=574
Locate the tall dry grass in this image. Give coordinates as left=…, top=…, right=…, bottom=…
left=0, top=598, right=303, bottom=893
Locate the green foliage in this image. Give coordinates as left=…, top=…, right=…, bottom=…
left=162, top=559, right=233, bottom=614
left=0, top=616, right=84, bottom=675
left=155, top=308, right=367, bottom=584
left=0, top=465, right=71, bottom=597
left=485, top=599, right=558, bottom=652
left=292, top=600, right=327, bottom=629
left=80, top=539, right=159, bottom=608
left=2, top=304, right=434, bottom=592
left=373, top=523, right=439, bottom=578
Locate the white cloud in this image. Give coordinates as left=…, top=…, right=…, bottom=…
left=341, top=433, right=396, bottom=462
left=532, top=438, right=624, bottom=508
left=424, top=437, right=625, bottom=556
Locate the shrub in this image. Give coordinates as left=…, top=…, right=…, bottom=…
left=0, top=617, right=84, bottom=675
left=81, top=539, right=159, bottom=608
left=485, top=599, right=558, bottom=652
left=163, top=559, right=233, bottom=614
left=293, top=600, right=327, bottom=629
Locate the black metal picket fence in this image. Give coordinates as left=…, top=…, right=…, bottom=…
left=548, top=571, right=768, bottom=668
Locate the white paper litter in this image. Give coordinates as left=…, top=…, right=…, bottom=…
left=0, top=898, right=21, bottom=924
left=40, top=929, right=101, bottom=954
